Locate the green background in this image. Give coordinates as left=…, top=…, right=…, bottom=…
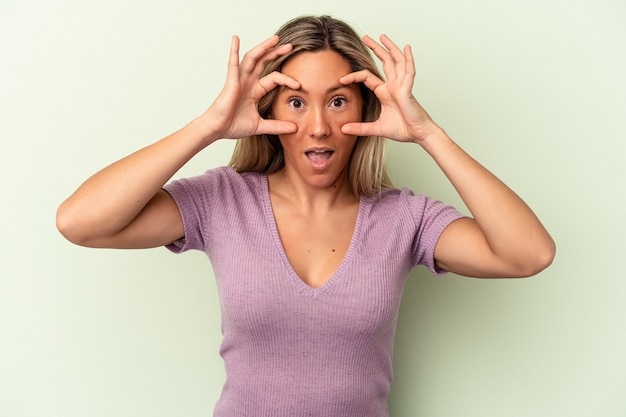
left=1, top=0, right=624, bottom=415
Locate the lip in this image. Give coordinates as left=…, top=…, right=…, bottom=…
left=304, top=147, right=334, bottom=170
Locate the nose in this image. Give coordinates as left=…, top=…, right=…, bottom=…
left=307, top=106, right=330, bottom=138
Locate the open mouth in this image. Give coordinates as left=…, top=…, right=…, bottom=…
left=305, top=149, right=334, bottom=163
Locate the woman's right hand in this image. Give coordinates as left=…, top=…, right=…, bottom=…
left=198, top=35, right=300, bottom=142
left=57, top=35, right=298, bottom=249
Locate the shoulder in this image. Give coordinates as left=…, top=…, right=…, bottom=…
left=363, top=186, right=465, bottom=229
left=210, top=166, right=264, bottom=192
left=165, top=166, right=263, bottom=195
left=362, top=186, right=433, bottom=213
left=162, top=167, right=267, bottom=220
left=193, top=166, right=263, bottom=186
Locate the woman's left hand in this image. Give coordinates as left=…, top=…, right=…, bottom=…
left=340, top=35, right=439, bottom=145
left=342, top=34, right=556, bottom=279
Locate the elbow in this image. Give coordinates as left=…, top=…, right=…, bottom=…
left=533, top=235, right=557, bottom=274
left=56, top=203, right=78, bottom=244
left=56, top=202, right=90, bottom=246
left=516, top=238, right=556, bottom=278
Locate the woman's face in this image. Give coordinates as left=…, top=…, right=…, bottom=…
left=271, top=50, right=363, bottom=191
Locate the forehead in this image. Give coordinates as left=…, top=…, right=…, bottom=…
left=280, top=50, right=353, bottom=89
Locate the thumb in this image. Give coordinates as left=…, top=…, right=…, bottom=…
left=341, top=121, right=377, bottom=137
left=258, top=119, right=298, bottom=136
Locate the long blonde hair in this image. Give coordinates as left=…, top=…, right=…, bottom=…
left=229, top=15, right=393, bottom=195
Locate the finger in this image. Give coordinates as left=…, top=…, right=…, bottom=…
left=240, top=36, right=294, bottom=78
left=403, top=44, right=416, bottom=88
left=257, top=119, right=298, bottom=136
left=256, top=71, right=300, bottom=96
left=340, top=69, right=385, bottom=93
left=249, top=43, right=293, bottom=77
left=239, top=35, right=281, bottom=74
left=341, top=121, right=378, bottom=137
left=381, top=34, right=410, bottom=80
left=363, top=35, right=390, bottom=62
left=363, top=35, right=396, bottom=79
left=226, top=35, right=241, bottom=83
left=228, top=35, right=240, bottom=65
left=379, top=34, right=406, bottom=65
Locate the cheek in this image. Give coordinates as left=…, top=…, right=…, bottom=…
left=271, top=105, right=299, bottom=125
left=344, top=99, right=364, bottom=123
left=336, top=108, right=362, bottom=127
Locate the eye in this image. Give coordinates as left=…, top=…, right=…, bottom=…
left=330, top=97, right=347, bottom=108
left=288, top=97, right=304, bottom=109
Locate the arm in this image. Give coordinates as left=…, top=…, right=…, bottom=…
left=341, top=35, right=555, bottom=278
left=420, top=129, right=555, bottom=278
left=56, top=35, right=299, bottom=249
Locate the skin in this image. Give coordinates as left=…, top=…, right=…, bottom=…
left=56, top=33, right=555, bottom=281
left=268, top=50, right=363, bottom=287
left=342, top=35, right=556, bottom=277
left=270, top=50, right=363, bottom=194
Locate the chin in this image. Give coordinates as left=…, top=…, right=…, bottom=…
left=307, top=172, right=347, bottom=190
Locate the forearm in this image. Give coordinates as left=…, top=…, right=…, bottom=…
left=57, top=117, right=217, bottom=242
left=57, top=35, right=300, bottom=246
left=421, top=127, right=555, bottom=271
left=347, top=33, right=554, bottom=276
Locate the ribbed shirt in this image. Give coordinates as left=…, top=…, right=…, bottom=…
left=163, top=166, right=464, bottom=417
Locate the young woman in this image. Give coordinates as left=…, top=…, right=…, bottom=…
left=57, top=15, right=555, bottom=417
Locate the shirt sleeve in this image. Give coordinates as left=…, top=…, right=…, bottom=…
left=162, top=171, right=218, bottom=254
left=406, top=190, right=467, bottom=274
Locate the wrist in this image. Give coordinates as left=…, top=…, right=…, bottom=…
left=188, top=115, right=221, bottom=147
left=415, top=125, right=455, bottom=156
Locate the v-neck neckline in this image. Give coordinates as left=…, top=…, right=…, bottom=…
left=260, top=174, right=365, bottom=299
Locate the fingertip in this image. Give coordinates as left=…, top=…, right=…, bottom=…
left=263, top=120, right=298, bottom=135
left=283, top=75, right=300, bottom=90
left=228, top=35, right=240, bottom=63
left=341, top=122, right=358, bottom=136
left=231, top=35, right=240, bottom=48
left=280, top=121, right=298, bottom=135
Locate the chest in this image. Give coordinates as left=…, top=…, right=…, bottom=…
left=206, top=197, right=415, bottom=342
left=203, top=182, right=418, bottom=337
left=272, top=203, right=358, bottom=289
left=213, top=230, right=408, bottom=341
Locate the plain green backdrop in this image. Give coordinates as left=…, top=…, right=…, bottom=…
left=1, top=0, right=625, bottom=416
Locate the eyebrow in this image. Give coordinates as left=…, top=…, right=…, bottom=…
left=278, top=83, right=354, bottom=95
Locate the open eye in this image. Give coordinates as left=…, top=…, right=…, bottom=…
left=288, top=97, right=304, bottom=109
left=330, top=97, right=347, bottom=108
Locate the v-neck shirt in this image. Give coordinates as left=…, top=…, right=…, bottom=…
left=164, top=166, right=464, bottom=417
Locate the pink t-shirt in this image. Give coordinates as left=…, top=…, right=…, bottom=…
left=164, top=166, right=464, bottom=417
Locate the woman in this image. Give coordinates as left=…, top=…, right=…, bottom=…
left=57, top=15, right=555, bottom=417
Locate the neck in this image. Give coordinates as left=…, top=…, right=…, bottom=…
left=268, top=168, right=357, bottom=214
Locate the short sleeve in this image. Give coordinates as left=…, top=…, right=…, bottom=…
left=406, top=190, right=466, bottom=274
left=162, top=171, right=218, bottom=253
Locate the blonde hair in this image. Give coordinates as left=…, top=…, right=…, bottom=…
left=229, top=15, right=393, bottom=195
